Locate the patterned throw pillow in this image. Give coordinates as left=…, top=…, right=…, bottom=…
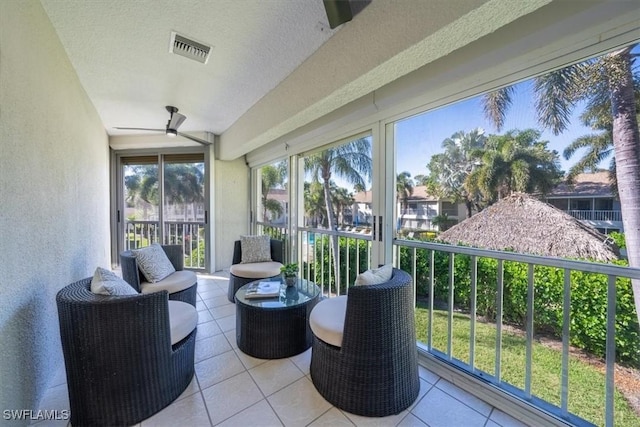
left=354, top=264, right=393, bottom=286
left=240, top=235, right=272, bottom=263
left=91, top=267, right=138, bottom=296
left=132, top=243, right=176, bottom=283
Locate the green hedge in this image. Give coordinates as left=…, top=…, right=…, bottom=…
left=302, top=234, right=639, bottom=366
left=187, top=239, right=205, bottom=268
left=305, top=235, right=370, bottom=294
left=399, top=246, right=640, bottom=367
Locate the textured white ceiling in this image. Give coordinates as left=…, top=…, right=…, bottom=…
left=40, top=0, right=339, bottom=138
left=43, top=0, right=610, bottom=160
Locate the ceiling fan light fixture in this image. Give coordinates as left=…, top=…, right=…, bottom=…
left=115, top=105, right=211, bottom=146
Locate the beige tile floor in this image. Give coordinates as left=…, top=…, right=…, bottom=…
left=35, top=272, right=529, bottom=427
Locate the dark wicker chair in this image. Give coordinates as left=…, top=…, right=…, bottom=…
left=56, top=277, right=196, bottom=426
left=120, top=244, right=197, bottom=306
left=227, top=239, right=284, bottom=302
left=309, top=268, right=420, bottom=417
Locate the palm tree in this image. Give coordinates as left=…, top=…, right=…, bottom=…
left=353, top=183, right=366, bottom=193
left=125, top=165, right=158, bottom=208
left=465, top=129, right=563, bottom=205
left=396, top=171, right=414, bottom=230
left=163, top=163, right=205, bottom=220
left=331, top=186, right=354, bottom=227
left=304, top=180, right=330, bottom=228
left=413, top=174, right=428, bottom=186
left=304, top=137, right=372, bottom=293
left=260, top=162, right=287, bottom=221
left=431, top=213, right=454, bottom=232
left=482, top=45, right=640, bottom=323
left=125, top=163, right=205, bottom=220
left=562, top=76, right=639, bottom=189
left=426, top=129, right=487, bottom=217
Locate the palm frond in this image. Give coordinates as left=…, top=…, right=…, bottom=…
left=534, top=66, right=584, bottom=135
left=563, top=134, right=613, bottom=183
left=482, top=86, right=514, bottom=131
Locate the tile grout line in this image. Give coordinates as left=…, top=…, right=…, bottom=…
left=432, top=377, right=493, bottom=421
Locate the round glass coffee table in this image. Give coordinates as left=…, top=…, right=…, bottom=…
left=235, top=278, right=320, bottom=359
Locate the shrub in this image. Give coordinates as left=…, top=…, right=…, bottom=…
left=307, top=235, right=370, bottom=294
left=608, top=231, right=626, bottom=249
left=398, top=245, right=640, bottom=367
left=187, top=239, right=205, bottom=268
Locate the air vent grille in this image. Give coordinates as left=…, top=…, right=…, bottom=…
left=169, top=32, right=211, bottom=64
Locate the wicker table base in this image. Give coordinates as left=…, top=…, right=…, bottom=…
left=235, top=278, right=320, bottom=359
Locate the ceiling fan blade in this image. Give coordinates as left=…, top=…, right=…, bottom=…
left=169, top=112, right=186, bottom=130
left=114, top=127, right=165, bottom=132
left=177, top=131, right=212, bottom=146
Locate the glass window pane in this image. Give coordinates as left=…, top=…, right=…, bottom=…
left=123, top=163, right=159, bottom=249
left=163, top=160, right=205, bottom=268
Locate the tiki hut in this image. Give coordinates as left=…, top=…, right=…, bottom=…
left=438, top=193, right=619, bottom=262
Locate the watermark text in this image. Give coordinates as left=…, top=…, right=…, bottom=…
left=3, top=409, right=70, bottom=421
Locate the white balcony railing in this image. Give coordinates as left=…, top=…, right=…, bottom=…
left=566, top=210, right=622, bottom=222
left=283, top=225, right=639, bottom=426
left=394, top=239, right=639, bottom=427
left=124, top=220, right=205, bottom=269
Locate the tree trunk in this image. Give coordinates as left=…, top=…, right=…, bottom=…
left=465, top=200, right=473, bottom=218
left=608, top=47, right=640, bottom=325
left=322, top=180, right=341, bottom=295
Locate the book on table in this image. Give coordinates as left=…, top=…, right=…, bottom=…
left=245, top=281, right=281, bottom=299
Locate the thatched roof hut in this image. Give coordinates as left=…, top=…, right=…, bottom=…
left=438, top=193, right=619, bottom=262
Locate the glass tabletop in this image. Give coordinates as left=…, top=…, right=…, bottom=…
left=236, top=278, right=320, bottom=308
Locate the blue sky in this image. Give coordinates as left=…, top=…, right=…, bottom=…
left=395, top=79, right=598, bottom=181
left=328, top=79, right=601, bottom=192
left=315, top=42, right=640, bottom=192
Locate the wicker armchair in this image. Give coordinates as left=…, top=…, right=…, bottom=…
left=309, top=268, right=419, bottom=417
left=56, top=277, right=196, bottom=426
left=120, top=244, right=197, bottom=306
left=227, top=239, right=284, bottom=302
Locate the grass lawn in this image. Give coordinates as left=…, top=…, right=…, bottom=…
left=415, top=304, right=639, bottom=427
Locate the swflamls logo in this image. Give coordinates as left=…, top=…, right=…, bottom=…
left=3, top=409, right=70, bottom=421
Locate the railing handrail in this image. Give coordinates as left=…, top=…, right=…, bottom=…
left=124, top=219, right=158, bottom=224
left=124, top=219, right=205, bottom=269
left=567, top=209, right=621, bottom=213
left=126, top=219, right=204, bottom=225
left=565, top=209, right=622, bottom=222
left=162, top=220, right=204, bottom=225
left=298, top=226, right=374, bottom=241
left=395, top=238, right=640, bottom=279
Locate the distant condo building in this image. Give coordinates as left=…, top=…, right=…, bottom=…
left=545, top=171, right=623, bottom=234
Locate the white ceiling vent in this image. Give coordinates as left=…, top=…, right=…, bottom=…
left=169, top=32, right=212, bottom=64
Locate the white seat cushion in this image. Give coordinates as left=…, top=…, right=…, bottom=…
left=168, top=300, right=198, bottom=345
left=309, top=296, right=347, bottom=348
left=230, top=261, right=283, bottom=279
left=140, top=270, right=197, bottom=295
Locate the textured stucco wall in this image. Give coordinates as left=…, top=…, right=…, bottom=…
left=0, top=0, right=110, bottom=416
left=214, top=158, right=249, bottom=269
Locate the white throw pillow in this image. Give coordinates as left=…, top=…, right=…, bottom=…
left=240, top=235, right=272, bottom=263
left=91, top=267, right=138, bottom=296
left=354, top=264, right=393, bottom=286
left=132, top=243, right=176, bottom=283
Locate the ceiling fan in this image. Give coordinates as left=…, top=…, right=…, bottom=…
left=115, top=106, right=211, bottom=146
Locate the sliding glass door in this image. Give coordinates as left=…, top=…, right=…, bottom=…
left=116, top=153, right=208, bottom=270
